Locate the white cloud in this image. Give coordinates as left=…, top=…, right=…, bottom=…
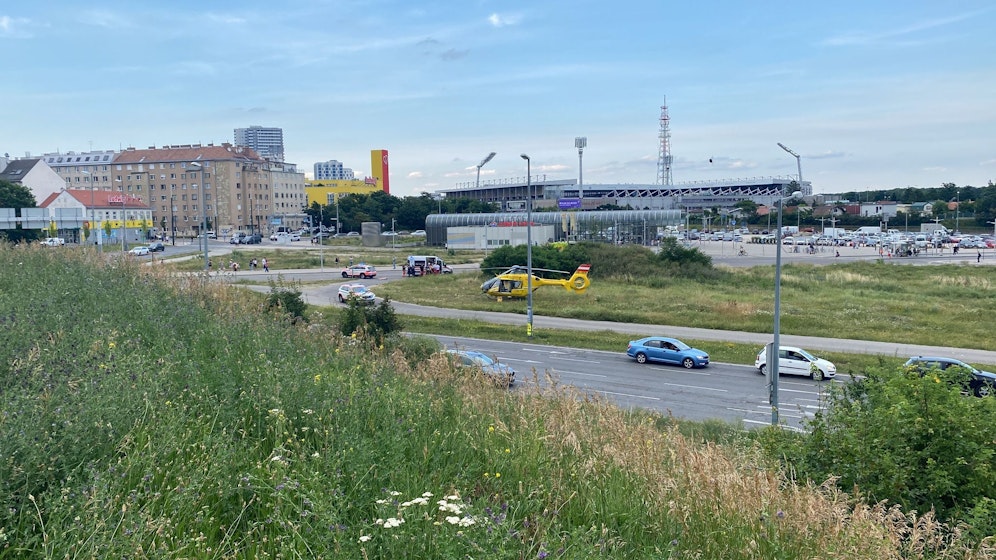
left=407, top=171, right=424, bottom=179
left=822, top=10, right=984, bottom=47
left=207, top=12, right=247, bottom=25
left=488, top=13, right=521, bottom=27
left=80, top=10, right=132, bottom=29
left=0, top=15, right=33, bottom=38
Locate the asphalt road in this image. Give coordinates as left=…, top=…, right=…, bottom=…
left=434, top=334, right=833, bottom=431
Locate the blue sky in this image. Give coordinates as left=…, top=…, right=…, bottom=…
left=4, top=1, right=995, bottom=197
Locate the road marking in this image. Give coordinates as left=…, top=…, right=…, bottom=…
left=596, top=390, right=660, bottom=401
left=648, top=366, right=710, bottom=376
left=550, top=370, right=608, bottom=378
left=550, top=356, right=602, bottom=364
left=500, top=357, right=543, bottom=364
left=662, top=382, right=727, bottom=393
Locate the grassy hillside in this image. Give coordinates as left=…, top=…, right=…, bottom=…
left=0, top=245, right=988, bottom=558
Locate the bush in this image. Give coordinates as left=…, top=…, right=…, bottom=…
left=789, top=364, right=996, bottom=531
left=265, top=281, right=307, bottom=322
left=339, top=296, right=404, bottom=341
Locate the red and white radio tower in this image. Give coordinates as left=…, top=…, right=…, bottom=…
left=656, top=98, right=673, bottom=186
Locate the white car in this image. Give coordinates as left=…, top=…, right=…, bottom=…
left=129, top=246, right=150, bottom=256
left=288, top=233, right=302, bottom=242
left=755, top=346, right=836, bottom=380
left=337, top=283, right=375, bottom=304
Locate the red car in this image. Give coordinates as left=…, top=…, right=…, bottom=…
left=341, top=264, right=377, bottom=279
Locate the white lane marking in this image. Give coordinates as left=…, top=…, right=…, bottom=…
left=597, top=390, right=660, bottom=401
left=550, top=356, right=601, bottom=364
left=500, top=357, right=543, bottom=364
left=550, top=370, right=608, bottom=379
left=648, top=366, right=710, bottom=376
left=662, top=382, right=727, bottom=393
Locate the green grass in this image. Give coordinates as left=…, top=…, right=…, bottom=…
left=375, top=261, right=996, bottom=351
left=1, top=244, right=986, bottom=558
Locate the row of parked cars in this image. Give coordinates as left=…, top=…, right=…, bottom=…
left=624, top=337, right=994, bottom=396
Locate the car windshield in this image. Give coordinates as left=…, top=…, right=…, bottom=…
left=468, top=354, right=496, bottom=367
left=796, top=348, right=817, bottom=361
left=350, top=286, right=368, bottom=294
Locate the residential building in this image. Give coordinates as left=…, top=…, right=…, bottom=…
left=314, top=160, right=355, bottom=181
left=0, top=158, right=66, bottom=203
left=234, top=126, right=284, bottom=162
left=270, top=162, right=308, bottom=232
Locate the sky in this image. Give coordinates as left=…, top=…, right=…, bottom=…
left=3, top=1, right=995, bottom=198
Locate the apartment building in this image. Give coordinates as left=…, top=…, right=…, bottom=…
left=234, top=125, right=284, bottom=162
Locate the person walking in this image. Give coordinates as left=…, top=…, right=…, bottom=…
left=978, top=250, right=982, bottom=263
left=392, top=256, right=397, bottom=270
left=262, top=257, right=269, bottom=272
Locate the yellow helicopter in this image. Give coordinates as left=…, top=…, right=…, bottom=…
left=480, top=264, right=592, bottom=299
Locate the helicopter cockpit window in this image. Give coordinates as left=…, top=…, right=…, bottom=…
left=511, top=281, right=522, bottom=289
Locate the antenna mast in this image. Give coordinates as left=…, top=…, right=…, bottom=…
left=656, top=98, right=673, bottom=185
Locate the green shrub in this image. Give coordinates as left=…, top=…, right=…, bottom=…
left=265, top=281, right=307, bottom=322
left=793, top=364, right=996, bottom=529
left=339, top=297, right=404, bottom=341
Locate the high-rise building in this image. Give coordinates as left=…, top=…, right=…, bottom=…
left=314, top=160, right=355, bottom=181
left=234, top=126, right=284, bottom=162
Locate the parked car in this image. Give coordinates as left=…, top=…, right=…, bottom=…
left=411, top=230, right=426, bottom=237
left=288, top=233, right=301, bottom=242
left=446, top=349, right=515, bottom=387
left=41, top=237, right=66, bottom=246
left=128, top=246, right=150, bottom=256
left=205, top=230, right=217, bottom=239
left=243, top=233, right=262, bottom=244
left=345, top=231, right=360, bottom=237
left=230, top=232, right=246, bottom=244
left=147, top=242, right=165, bottom=252
left=626, top=336, right=709, bottom=369
left=341, top=264, right=377, bottom=279
left=754, top=346, right=836, bottom=380
left=904, top=356, right=995, bottom=397
left=269, top=232, right=285, bottom=241
left=337, top=283, right=376, bottom=304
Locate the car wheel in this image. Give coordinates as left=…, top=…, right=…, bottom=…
left=338, top=295, right=345, bottom=303
left=758, top=364, right=766, bottom=376
left=811, top=367, right=824, bottom=381
left=682, top=357, right=695, bottom=369
left=634, top=352, right=648, bottom=364
left=974, top=382, right=991, bottom=398
left=342, top=272, right=348, bottom=278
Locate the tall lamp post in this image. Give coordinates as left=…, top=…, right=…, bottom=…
left=81, top=170, right=101, bottom=253
left=575, top=137, right=586, bottom=200
left=773, top=141, right=804, bottom=425
left=190, top=162, right=209, bottom=271
left=520, top=154, right=534, bottom=338
left=476, top=152, right=496, bottom=251
left=169, top=194, right=176, bottom=246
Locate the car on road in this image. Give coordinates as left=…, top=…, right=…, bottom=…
left=904, top=356, right=995, bottom=397
left=345, top=231, right=360, bottom=237
left=446, top=349, right=515, bottom=387
left=337, top=283, right=376, bottom=304
left=147, top=242, right=165, bottom=252
left=411, top=230, right=426, bottom=237
left=754, top=346, right=836, bottom=380
left=626, top=336, right=709, bottom=369
left=243, top=233, right=262, bottom=244
left=341, top=264, right=377, bottom=279
left=230, top=232, right=246, bottom=244
left=311, top=232, right=332, bottom=243
left=128, top=246, right=150, bottom=256
left=288, top=232, right=301, bottom=242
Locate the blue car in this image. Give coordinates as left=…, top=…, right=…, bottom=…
left=626, top=336, right=710, bottom=369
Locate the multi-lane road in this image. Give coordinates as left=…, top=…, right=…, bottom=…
left=433, top=334, right=834, bottom=431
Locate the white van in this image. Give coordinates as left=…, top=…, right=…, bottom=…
left=406, top=255, right=452, bottom=275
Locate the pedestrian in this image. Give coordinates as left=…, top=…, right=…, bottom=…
left=349, top=257, right=353, bottom=266
left=835, top=250, right=840, bottom=258
left=392, top=256, right=397, bottom=270
left=978, top=250, right=982, bottom=263
left=335, top=256, right=339, bottom=265
left=262, top=257, right=269, bottom=272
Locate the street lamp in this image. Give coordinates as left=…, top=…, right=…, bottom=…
left=520, top=153, right=533, bottom=338
left=169, top=194, right=176, bottom=246
left=189, top=162, right=209, bottom=271
left=475, top=152, right=496, bottom=190
left=476, top=152, right=497, bottom=252
left=773, top=141, right=804, bottom=425
left=81, top=170, right=101, bottom=253
left=575, top=137, right=587, bottom=200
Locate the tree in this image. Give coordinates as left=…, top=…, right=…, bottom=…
left=0, top=179, right=39, bottom=244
